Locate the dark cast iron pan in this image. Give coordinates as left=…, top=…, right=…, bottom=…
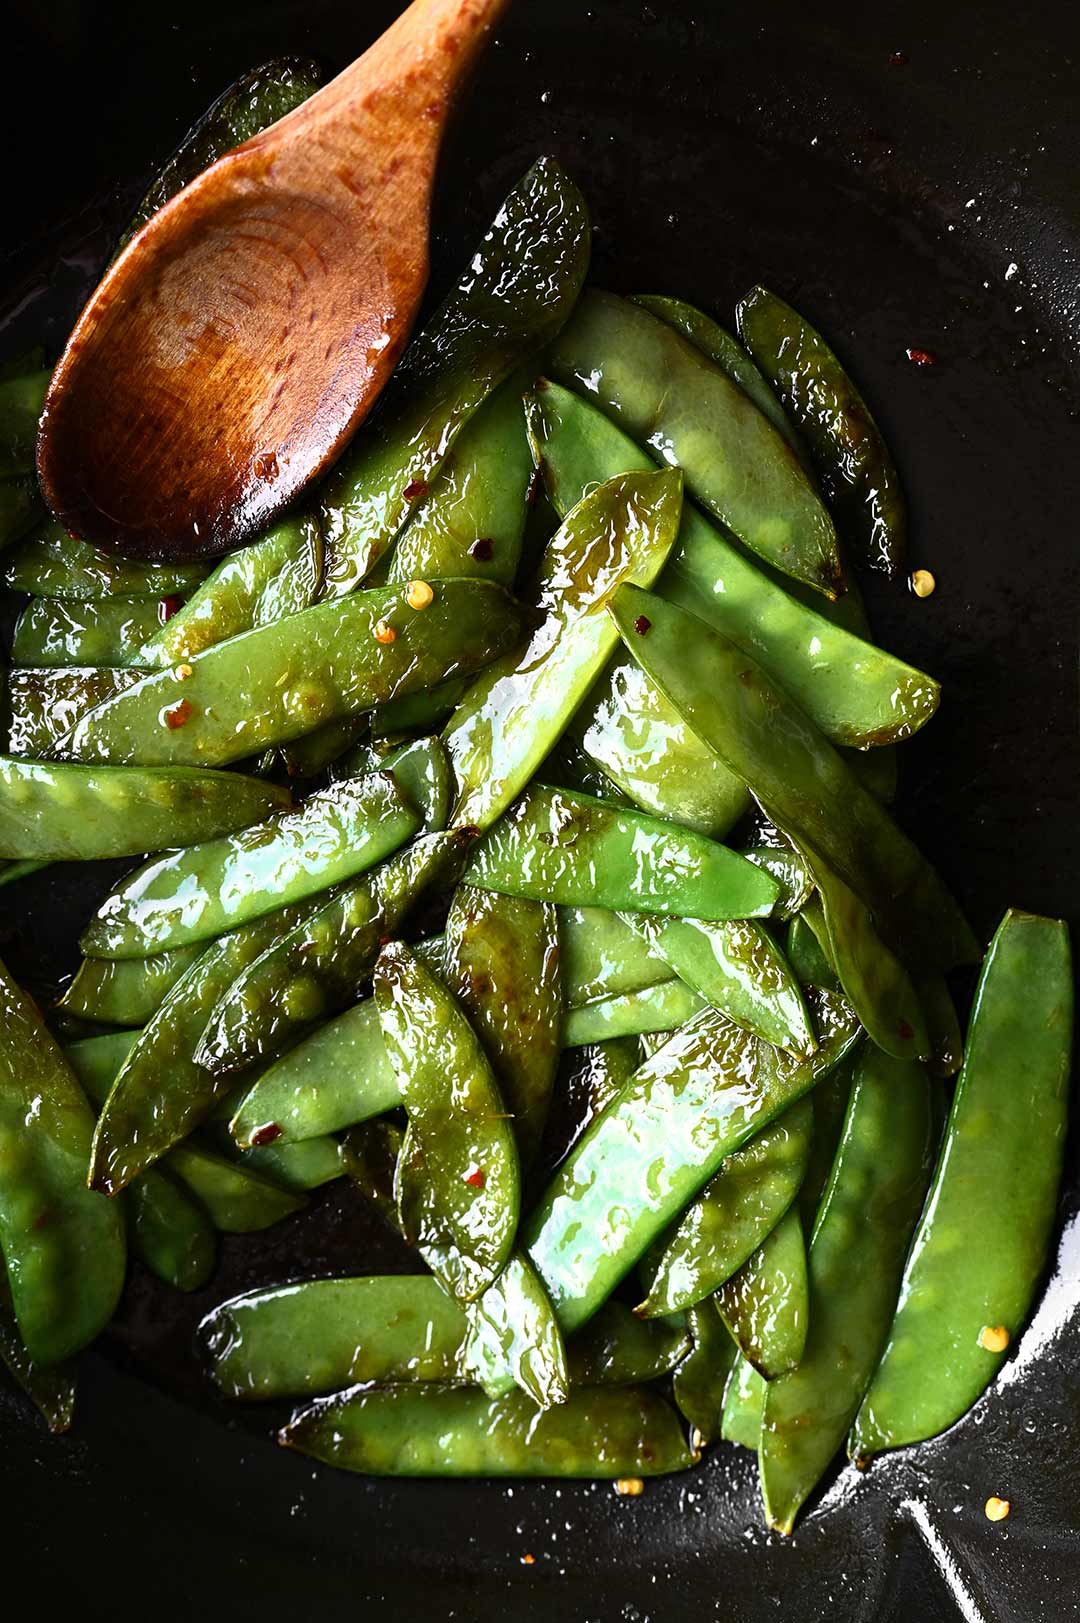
left=1, top=1, right=1079, bottom=1617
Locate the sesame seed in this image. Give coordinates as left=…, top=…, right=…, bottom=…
left=985, top=1496, right=1010, bottom=1522
left=406, top=579, right=434, bottom=610
left=910, top=568, right=936, bottom=598
left=978, top=1324, right=1010, bottom=1352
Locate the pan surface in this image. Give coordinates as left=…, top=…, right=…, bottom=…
left=1, top=1, right=1079, bottom=1617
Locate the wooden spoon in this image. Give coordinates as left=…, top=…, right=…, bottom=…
left=37, top=0, right=509, bottom=562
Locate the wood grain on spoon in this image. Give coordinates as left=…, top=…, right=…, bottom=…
left=37, top=0, right=508, bottom=562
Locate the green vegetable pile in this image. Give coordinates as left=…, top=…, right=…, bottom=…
left=0, top=60, right=1072, bottom=1534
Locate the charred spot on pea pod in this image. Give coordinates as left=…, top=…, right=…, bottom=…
left=469, top=537, right=495, bottom=562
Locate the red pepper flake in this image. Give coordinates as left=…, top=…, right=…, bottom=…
left=469, top=537, right=495, bottom=562
left=253, top=450, right=279, bottom=482
left=633, top=615, right=652, bottom=635
left=163, top=698, right=194, bottom=730
left=158, top=594, right=183, bottom=624
left=889, top=49, right=908, bottom=65
left=464, top=1165, right=485, bottom=1189
left=526, top=467, right=544, bottom=507
left=905, top=347, right=938, bottom=367
left=403, top=478, right=429, bottom=502
left=898, top=1019, right=914, bottom=1040
left=250, top=1122, right=283, bottom=1147
left=521, top=1553, right=536, bottom=1567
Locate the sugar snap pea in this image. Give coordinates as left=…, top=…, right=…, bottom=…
left=626, top=914, right=814, bottom=1055
left=386, top=373, right=533, bottom=588
left=321, top=158, right=590, bottom=594
left=0, top=1269, right=76, bottom=1432
left=539, top=1039, right=640, bottom=1174
left=918, top=974, right=964, bottom=1077
left=0, top=473, right=42, bottom=552
left=463, top=1253, right=569, bottom=1407
left=721, top=1356, right=765, bottom=1450
left=0, top=369, right=48, bottom=476
left=377, top=943, right=520, bottom=1302
left=568, top=1300, right=690, bottom=1386
left=81, top=770, right=419, bottom=958
left=343, top=1120, right=404, bottom=1229
left=562, top=977, right=704, bottom=1046
left=167, top=1144, right=306, bottom=1233
left=760, top=1048, right=934, bottom=1532
left=0, top=959, right=126, bottom=1363
left=58, top=580, right=527, bottom=768
left=850, top=910, right=1073, bottom=1458
left=197, top=831, right=466, bottom=1074
left=4, top=518, right=206, bottom=599
left=236, top=1135, right=344, bottom=1192
left=63, top=1032, right=141, bottom=1099
left=798, top=1054, right=858, bottom=1223
left=465, top=784, right=779, bottom=921
left=59, top=946, right=204, bottom=1026
left=737, top=286, right=907, bottom=578
left=786, top=908, right=839, bottom=993
left=371, top=674, right=472, bottom=740
left=672, top=1301, right=737, bottom=1444
left=445, top=469, right=682, bottom=830
left=560, top=904, right=669, bottom=1007
left=639, top=1098, right=813, bottom=1317
left=13, top=595, right=178, bottom=668
left=714, top=1206, right=808, bottom=1379
left=526, top=986, right=859, bottom=1333
left=280, top=1383, right=693, bottom=1478
left=7, top=666, right=141, bottom=757
left=741, top=843, right=814, bottom=921
left=379, top=735, right=452, bottom=831
left=444, top=886, right=560, bottom=1166
left=547, top=291, right=842, bottom=597
left=532, top=383, right=938, bottom=748
left=89, top=898, right=320, bottom=1193
left=0, top=756, right=290, bottom=862
left=609, top=584, right=975, bottom=972
left=134, top=515, right=323, bottom=669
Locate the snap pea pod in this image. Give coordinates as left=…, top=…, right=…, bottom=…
left=82, top=770, right=419, bottom=958
left=201, top=1276, right=471, bottom=1400
left=539, top=1038, right=641, bottom=1175
left=633, top=295, right=805, bottom=458
left=0, top=756, right=290, bottom=862
left=0, top=1270, right=76, bottom=1433
left=377, top=943, right=520, bottom=1302
left=850, top=910, right=1073, bottom=1458
left=760, top=1049, right=933, bottom=1533
left=542, top=732, right=636, bottom=807
left=714, top=1206, right=809, bottom=1379
left=280, top=1383, right=694, bottom=1478
left=445, top=468, right=682, bottom=829
left=736, top=286, right=907, bottom=579
left=562, top=979, right=705, bottom=1046
left=59, top=946, right=204, bottom=1026
left=197, top=831, right=467, bottom=1075
left=119, top=55, right=322, bottom=246
left=89, top=898, right=320, bottom=1193
left=0, top=959, right=126, bottom=1363
left=386, top=373, right=533, bottom=588
left=58, top=580, right=527, bottom=768
left=465, top=784, right=779, bottom=921
left=672, top=1301, right=738, bottom=1443
left=379, top=735, right=452, bottom=831
left=531, top=383, right=938, bottom=748
left=568, top=1300, right=690, bottom=1386
left=134, top=515, right=323, bottom=668
left=167, top=1144, right=306, bottom=1233
left=3, top=518, right=207, bottom=599
left=798, top=1053, right=858, bottom=1224
left=371, top=674, right=472, bottom=739
left=806, top=843, right=930, bottom=1061
left=343, top=1120, right=404, bottom=1229
left=278, top=716, right=368, bottom=781
left=463, top=1253, right=569, bottom=1407
left=918, top=973, right=964, bottom=1077
left=560, top=905, right=669, bottom=1007
left=63, top=1032, right=141, bottom=1098
left=0, top=861, right=46, bottom=887
left=320, top=158, right=590, bottom=594
left=547, top=291, right=842, bottom=597
left=0, top=369, right=48, bottom=476
left=0, top=474, right=43, bottom=552
left=526, top=986, right=860, bottom=1333
left=721, top=1357, right=765, bottom=1450
left=236, top=1135, right=345, bottom=1192
left=609, top=584, right=976, bottom=972
left=639, top=1098, right=813, bottom=1317
left=786, top=908, right=839, bottom=993
left=7, top=666, right=141, bottom=757
left=444, top=886, right=560, bottom=1165
left=627, top=914, right=814, bottom=1056
left=568, top=655, right=750, bottom=839
left=12, top=595, right=178, bottom=668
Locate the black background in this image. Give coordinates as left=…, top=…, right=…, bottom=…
left=1, top=1, right=1079, bottom=1617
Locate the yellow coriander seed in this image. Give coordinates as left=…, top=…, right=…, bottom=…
left=373, top=619, right=396, bottom=645
left=978, top=1324, right=1010, bottom=1352
left=985, top=1496, right=1010, bottom=1522
left=911, top=568, right=936, bottom=598
left=406, top=579, right=434, bottom=611
left=614, top=1478, right=645, bottom=1497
